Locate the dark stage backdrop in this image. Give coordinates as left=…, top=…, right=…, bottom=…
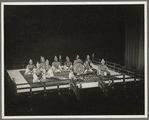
left=124, top=5, right=144, bottom=71
left=4, top=5, right=143, bottom=69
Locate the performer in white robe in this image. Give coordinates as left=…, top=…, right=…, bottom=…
left=64, top=56, right=72, bottom=71
left=52, top=56, right=61, bottom=73
left=40, top=56, right=46, bottom=69
left=97, top=59, right=108, bottom=76
left=33, top=62, right=46, bottom=82
left=24, top=59, right=35, bottom=75
left=45, top=59, right=54, bottom=78
left=84, top=55, right=93, bottom=74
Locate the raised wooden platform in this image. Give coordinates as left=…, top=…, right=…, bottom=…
left=7, top=63, right=141, bottom=95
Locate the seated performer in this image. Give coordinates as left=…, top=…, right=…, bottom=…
left=97, top=59, right=108, bottom=76
left=59, top=55, right=63, bottom=65
left=33, top=62, right=46, bottom=82
left=84, top=55, right=93, bottom=74
left=45, top=59, right=54, bottom=78
left=40, top=56, right=46, bottom=69
left=64, top=56, right=72, bottom=71
left=24, top=59, right=35, bottom=75
left=73, top=55, right=83, bottom=65
left=52, top=56, right=61, bottom=73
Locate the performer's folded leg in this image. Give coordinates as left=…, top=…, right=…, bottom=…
left=33, top=74, right=38, bottom=82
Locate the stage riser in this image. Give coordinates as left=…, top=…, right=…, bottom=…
left=7, top=63, right=142, bottom=94
left=16, top=79, right=141, bottom=93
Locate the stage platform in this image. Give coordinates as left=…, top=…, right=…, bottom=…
left=7, top=64, right=141, bottom=94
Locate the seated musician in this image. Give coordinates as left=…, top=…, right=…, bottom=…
left=33, top=62, right=46, bottom=82
left=24, top=59, right=35, bottom=75
left=40, top=56, right=46, bottom=69
left=73, top=55, right=83, bottom=65
left=73, top=55, right=84, bottom=76
left=64, top=56, right=72, bottom=71
left=97, top=59, right=108, bottom=76
left=84, top=55, right=93, bottom=74
left=58, top=55, right=66, bottom=71
left=45, top=59, right=54, bottom=78
left=59, top=55, right=63, bottom=65
left=52, top=56, right=61, bottom=73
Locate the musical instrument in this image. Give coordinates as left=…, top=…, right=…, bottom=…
left=73, top=62, right=84, bottom=75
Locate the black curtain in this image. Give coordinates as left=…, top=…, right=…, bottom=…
left=124, top=5, right=144, bottom=71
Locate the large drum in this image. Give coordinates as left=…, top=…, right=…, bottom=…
left=73, top=62, right=84, bottom=75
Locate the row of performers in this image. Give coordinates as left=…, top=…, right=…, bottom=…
left=24, top=55, right=109, bottom=82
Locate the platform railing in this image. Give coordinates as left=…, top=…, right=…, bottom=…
left=92, top=53, right=144, bottom=80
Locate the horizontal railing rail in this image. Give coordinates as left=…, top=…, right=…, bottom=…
left=92, top=56, right=144, bottom=79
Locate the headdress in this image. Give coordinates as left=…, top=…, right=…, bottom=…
left=66, top=56, right=70, bottom=61
left=29, top=59, right=33, bottom=64
left=87, top=55, right=90, bottom=59
left=59, top=55, right=61, bottom=60
left=46, top=59, right=49, bottom=64
left=36, top=62, right=41, bottom=68
left=54, top=56, right=58, bottom=61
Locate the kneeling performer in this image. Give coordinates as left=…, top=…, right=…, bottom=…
left=24, top=59, right=35, bottom=75
left=45, top=59, right=54, bottom=78
left=52, top=56, right=61, bottom=73
left=33, top=62, right=46, bottom=82
left=84, top=55, right=93, bottom=74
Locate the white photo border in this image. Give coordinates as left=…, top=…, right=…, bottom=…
left=1, top=1, right=148, bottom=119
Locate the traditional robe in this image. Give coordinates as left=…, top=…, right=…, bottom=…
left=64, top=61, right=72, bottom=71
left=84, top=59, right=93, bottom=74
left=33, top=68, right=46, bottom=82
left=98, top=64, right=108, bottom=76
left=40, top=62, right=46, bottom=69
left=45, top=65, right=54, bottom=78
left=24, top=64, right=35, bottom=75
left=52, top=61, right=61, bottom=73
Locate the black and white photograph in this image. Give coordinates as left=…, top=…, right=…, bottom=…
left=2, top=1, right=147, bottom=119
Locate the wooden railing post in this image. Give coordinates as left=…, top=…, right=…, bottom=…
left=114, top=63, right=115, bottom=71
left=92, top=53, right=94, bottom=61
left=44, top=83, right=46, bottom=92
left=30, top=87, right=32, bottom=93
left=123, top=73, right=125, bottom=84
left=134, top=76, right=136, bottom=83
left=57, top=84, right=59, bottom=90
left=80, top=83, right=82, bottom=89
left=112, top=78, right=114, bottom=85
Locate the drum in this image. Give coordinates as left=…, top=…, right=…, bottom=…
left=73, top=62, right=84, bottom=75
